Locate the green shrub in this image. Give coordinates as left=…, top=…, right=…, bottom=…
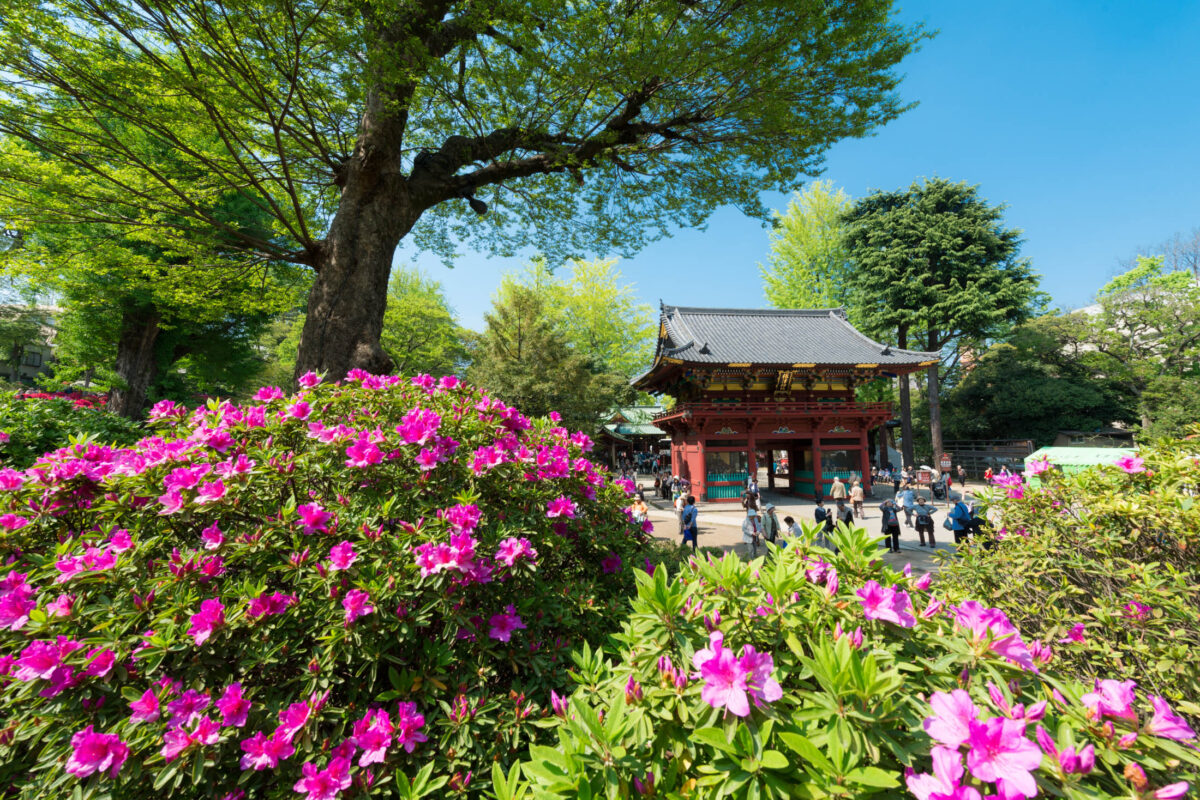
left=514, top=525, right=1200, bottom=799
left=0, top=372, right=653, bottom=798
left=939, top=434, right=1200, bottom=710
left=0, top=391, right=144, bottom=469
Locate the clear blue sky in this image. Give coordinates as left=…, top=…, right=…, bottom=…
left=408, top=0, right=1200, bottom=331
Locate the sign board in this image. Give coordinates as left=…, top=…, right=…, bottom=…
left=939, top=453, right=952, bottom=471
left=916, top=469, right=932, bottom=485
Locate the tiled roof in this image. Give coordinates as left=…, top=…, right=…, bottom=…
left=656, top=305, right=939, bottom=366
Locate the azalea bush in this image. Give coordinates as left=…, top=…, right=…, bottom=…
left=0, top=390, right=142, bottom=469
left=940, top=433, right=1200, bottom=712
left=514, top=525, right=1200, bottom=799
left=0, top=372, right=653, bottom=798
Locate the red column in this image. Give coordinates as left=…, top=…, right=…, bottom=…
left=747, top=427, right=757, bottom=490
left=812, top=438, right=823, bottom=500
left=859, top=427, right=871, bottom=493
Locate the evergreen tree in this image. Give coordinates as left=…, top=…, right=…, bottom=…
left=760, top=181, right=854, bottom=310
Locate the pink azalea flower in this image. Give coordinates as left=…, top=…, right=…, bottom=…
left=856, top=580, right=917, bottom=627
left=414, top=447, right=439, bottom=470
left=692, top=631, right=751, bottom=717
left=254, top=386, right=284, bottom=402
left=1058, top=622, right=1086, bottom=644
left=1081, top=679, right=1137, bottom=722
left=46, top=593, right=75, bottom=618
left=0, top=513, right=29, bottom=530
left=194, top=480, right=227, bottom=505
left=294, top=756, right=352, bottom=800
left=441, top=503, right=482, bottom=533
left=217, top=683, right=252, bottom=728
left=345, top=439, right=383, bottom=468
left=489, top=605, right=526, bottom=642
left=602, top=552, right=623, bottom=574
left=0, top=467, right=26, bottom=490
left=1154, top=783, right=1190, bottom=799
left=65, top=726, right=129, bottom=778
left=157, top=489, right=185, bottom=515
left=201, top=521, right=224, bottom=550
left=954, top=601, right=1036, bottom=671
left=167, top=689, right=211, bottom=727
left=328, top=541, right=357, bottom=571
left=276, top=700, right=312, bottom=742
left=296, top=503, right=331, bottom=534
left=546, top=496, right=577, bottom=519
left=0, top=582, right=36, bottom=631
left=740, top=645, right=783, bottom=707
left=907, top=745, right=980, bottom=800
left=247, top=591, right=297, bottom=619
left=964, top=717, right=1043, bottom=798
left=1035, top=725, right=1094, bottom=775
left=494, top=537, right=537, bottom=567
left=1123, top=601, right=1151, bottom=621
left=14, top=639, right=62, bottom=681
left=342, top=589, right=374, bottom=626
left=298, top=371, right=322, bottom=388
left=240, top=731, right=295, bottom=770
left=129, top=689, right=160, bottom=723
left=394, top=701, right=428, bottom=753
left=1145, top=695, right=1196, bottom=741
left=351, top=708, right=394, bottom=767
left=1115, top=455, right=1146, bottom=474
left=107, top=530, right=133, bottom=552
left=924, top=690, right=979, bottom=747
left=84, top=647, right=116, bottom=678
left=285, top=401, right=312, bottom=420
left=1026, top=457, right=1051, bottom=476
left=188, top=598, right=226, bottom=645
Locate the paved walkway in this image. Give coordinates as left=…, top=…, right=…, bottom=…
left=638, top=480, right=984, bottom=577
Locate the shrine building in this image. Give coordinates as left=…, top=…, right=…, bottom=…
left=632, top=305, right=939, bottom=502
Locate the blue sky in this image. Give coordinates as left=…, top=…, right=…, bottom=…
left=410, top=1, right=1200, bottom=330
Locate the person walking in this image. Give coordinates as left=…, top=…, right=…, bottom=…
left=746, top=472, right=759, bottom=498
left=957, top=464, right=967, bottom=488
left=947, top=495, right=973, bottom=545
left=829, top=476, right=847, bottom=503
left=680, top=495, right=698, bottom=552
left=813, top=499, right=834, bottom=550
left=913, top=496, right=937, bottom=548
left=849, top=480, right=864, bottom=518
left=892, top=467, right=902, bottom=495
left=741, top=508, right=762, bottom=558
left=878, top=498, right=902, bottom=553
left=898, top=485, right=916, bottom=527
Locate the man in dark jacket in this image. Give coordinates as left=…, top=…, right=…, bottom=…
left=879, top=499, right=901, bottom=553
left=913, top=496, right=938, bottom=547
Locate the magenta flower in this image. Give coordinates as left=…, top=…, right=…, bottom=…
left=247, top=591, right=297, bottom=619
left=345, top=439, right=383, bottom=468
left=194, top=479, right=228, bottom=505
left=1123, top=601, right=1151, bottom=621
left=602, top=552, right=623, bottom=574
left=1155, top=783, right=1190, bottom=799
left=108, top=530, right=133, bottom=552
left=1145, top=695, right=1196, bottom=741
left=1081, top=679, right=1137, bottom=722
left=1115, top=455, right=1146, bottom=474
left=15, top=639, right=62, bottom=681
left=254, top=385, right=284, bottom=401
left=0, top=579, right=36, bottom=631
left=351, top=708, right=394, bottom=766
left=201, top=521, right=224, bottom=550
left=342, top=589, right=374, bottom=626
left=294, top=756, right=352, bottom=800
left=84, top=647, right=116, bottom=678
left=239, top=730, right=295, bottom=770
left=907, top=745, right=979, bottom=800
left=494, top=537, right=537, bottom=568
left=412, top=532, right=479, bottom=578
left=0, top=513, right=29, bottom=530
left=285, top=401, right=312, bottom=420
left=740, top=645, right=783, bottom=707
left=0, top=467, right=26, bottom=490
left=954, top=601, right=1035, bottom=671
left=65, top=726, right=129, bottom=779
left=167, top=689, right=212, bottom=727
left=296, top=503, right=331, bottom=534
left=129, top=689, right=160, bottom=723
left=1026, top=457, right=1051, bottom=476
left=217, top=683, right=252, bottom=728
left=856, top=580, right=917, bottom=627
left=1058, top=622, right=1086, bottom=644
left=395, top=701, right=427, bottom=752
left=188, top=598, right=226, bottom=645
left=328, top=541, right=358, bottom=571
left=964, top=717, right=1044, bottom=798
left=692, top=631, right=751, bottom=717
left=924, top=690, right=979, bottom=747
left=546, top=496, right=577, bottom=519
left=414, top=447, right=440, bottom=470
left=46, top=593, right=74, bottom=618
left=489, top=605, right=526, bottom=642
left=1036, top=726, right=1094, bottom=775
left=298, top=371, right=322, bottom=388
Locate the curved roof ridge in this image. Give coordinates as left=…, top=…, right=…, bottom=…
left=826, top=311, right=941, bottom=360
left=664, top=304, right=847, bottom=318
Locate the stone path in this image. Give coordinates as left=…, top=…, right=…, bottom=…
left=638, top=480, right=985, bottom=577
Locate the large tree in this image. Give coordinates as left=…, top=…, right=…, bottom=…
left=842, top=178, right=1044, bottom=467
left=0, top=0, right=926, bottom=383
left=760, top=180, right=854, bottom=310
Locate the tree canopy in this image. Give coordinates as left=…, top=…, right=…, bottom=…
left=760, top=180, right=853, bottom=310
left=0, top=0, right=927, bottom=379
left=842, top=178, right=1044, bottom=466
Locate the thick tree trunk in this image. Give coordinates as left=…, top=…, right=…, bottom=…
left=293, top=82, right=420, bottom=383
left=927, top=329, right=943, bottom=467
left=897, top=325, right=915, bottom=469
left=109, top=307, right=162, bottom=419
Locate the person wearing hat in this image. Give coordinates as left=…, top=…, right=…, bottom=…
left=760, top=502, right=780, bottom=543
left=742, top=506, right=763, bottom=558
left=913, top=496, right=938, bottom=547
left=834, top=498, right=854, bottom=529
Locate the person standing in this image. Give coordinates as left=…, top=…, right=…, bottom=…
left=849, top=480, right=864, bottom=518
left=680, top=496, right=698, bottom=552
left=834, top=498, right=854, bottom=529
left=783, top=515, right=803, bottom=538
left=878, top=498, right=901, bottom=553
left=957, top=464, right=967, bottom=488
left=892, top=468, right=902, bottom=495
left=947, top=495, right=972, bottom=544
left=742, top=508, right=762, bottom=558
left=913, top=496, right=937, bottom=547
left=746, top=472, right=759, bottom=497
left=761, top=503, right=780, bottom=544
left=898, top=485, right=916, bottom=527
left=813, top=499, right=834, bottom=550
left=829, top=476, right=847, bottom=503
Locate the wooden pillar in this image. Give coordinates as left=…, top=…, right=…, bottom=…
left=859, top=427, right=872, bottom=494
left=813, top=437, right=824, bottom=501
left=747, top=427, right=757, bottom=487
left=767, top=449, right=776, bottom=490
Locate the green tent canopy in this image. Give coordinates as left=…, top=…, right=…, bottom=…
left=1024, top=446, right=1137, bottom=486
